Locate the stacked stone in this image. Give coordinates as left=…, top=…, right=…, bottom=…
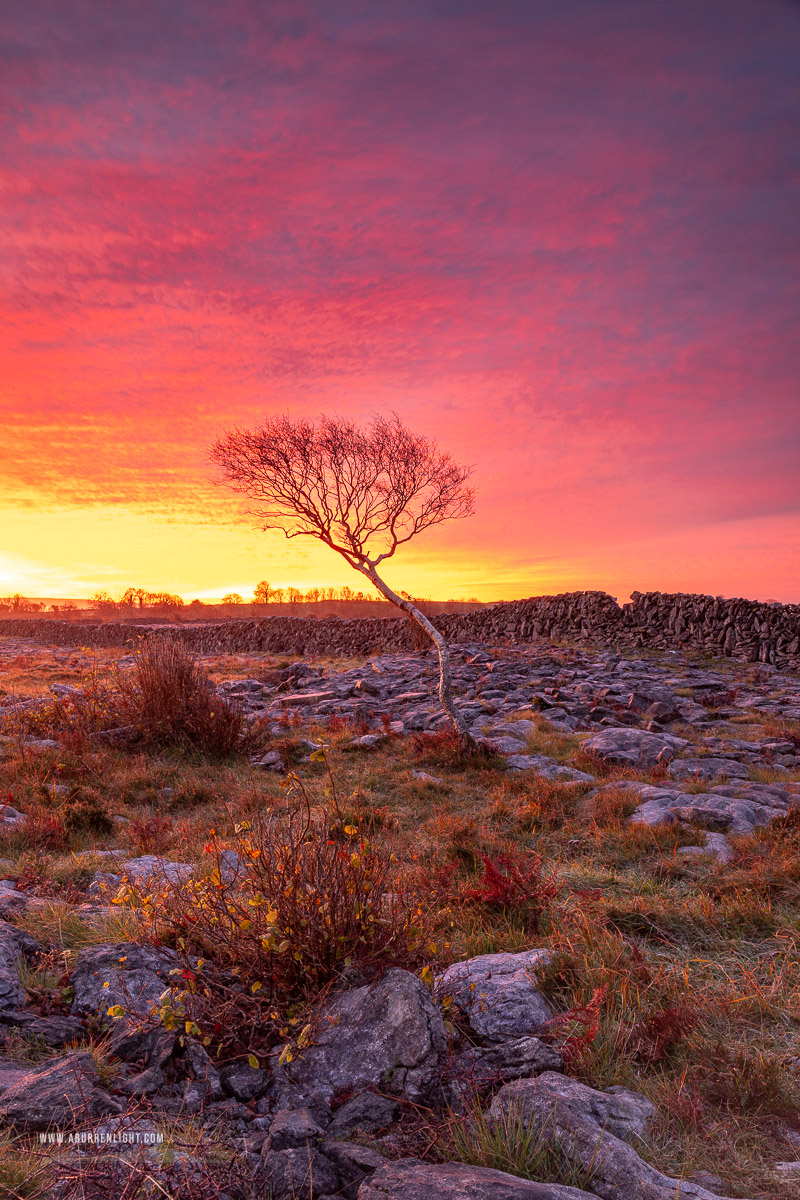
left=1, top=589, right=798, bottom=668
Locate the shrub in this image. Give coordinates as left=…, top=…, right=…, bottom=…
left=124, top=815, right=175, bottom=857
left=463, top=850, right=560, bottom=932
left=626, top=1004, right=698, bottom=1064
left=61, top=789, right=114, bottom=837
left=115, top=638, right=260, bottom=757
left=412, top=728, right=496, bottom=770
left=0, top=803, right=69, bottom=854
left=126, top=792, right=428, bottom=1063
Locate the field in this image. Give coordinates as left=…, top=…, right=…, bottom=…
left=0, top=634, right=798, bottom=1198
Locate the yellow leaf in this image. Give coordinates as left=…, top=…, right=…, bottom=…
left=251, top=981, right=262, bottom=993
left=106, top=1005, right=124, bottom=1018
left=421, top=965, right=433, bottom=986
left=277, top=1044, right=293, bottom=1066
left=344, top=825, right=358, bottom=836
left=248, top=1053, right=259, bottom=1069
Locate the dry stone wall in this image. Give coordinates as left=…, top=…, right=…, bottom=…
left=2, top=590, right=799, bottom=668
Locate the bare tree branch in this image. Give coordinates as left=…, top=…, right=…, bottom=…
left=210, top=412, right=477, bottom=745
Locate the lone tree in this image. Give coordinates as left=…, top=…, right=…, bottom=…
left=211, top=413, right=476, bottom=746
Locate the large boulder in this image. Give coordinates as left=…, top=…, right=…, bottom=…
left=357, top=1158, right=597, bottom=1199
left=269, top=968, right=446, bottom=1110
left=0, top=1052, right=122, bottom=1130
left=435, top=950, right=552, bottom=1043
left=583, top=728, right=688, bottom=768
left=488, top=1073, right=742, bottom=1200
left=70, top=942, right=180, bottom=1020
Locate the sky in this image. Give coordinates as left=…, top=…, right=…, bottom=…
left=2, top=0, right=799, bottom=604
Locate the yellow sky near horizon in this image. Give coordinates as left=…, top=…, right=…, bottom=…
left=2, top=501, right=798, bottom=606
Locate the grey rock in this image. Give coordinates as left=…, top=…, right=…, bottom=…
left=504, top=754, right=595, bottom=782
left=274, top=690, right=339, bottom=707
left=0, top=924, right=23, bottom=1014
left=488, top=720, right=539, bottom=739
left=667, top=757, right=749, bottom=783
left=267, top=1107, right=325, bottom=1150
left=320, top=1139, right=384, bottom=1198
left=448, top=1036, right=563, bottom=1089
left=258, top=1146, right=338, bottom=1198
left=703, top=832, right=734, bottom=863
left=435, top=950, right=552, bottom=1043
left=411, top=770, right=444, bottom=785
left=183, top=1040, right=223, bottom=1100
left=488, top=1073, right=740, bottom=1200
left=254, top=749, right=285, bottom=770
left=269, top=968, right=446, bottom=1110
left=357, top=1158, right=597, bottom=1199
left=328, top=1092, right=398, bottom=1136
left=220, top=1059, right=270, bottom=1101
left=4, top=1013, right=85, bottom=1046
left=583, top=728, right=688, bottom=768
left=598, top=778, right=799, bottom=837
left=70, top=941, right=180, bottom=1020
left=0, top=1058, right=28, bottom=1093
left=89, top=870, right=124, bottom=895
left=483, top=736, right=528, bottom=755
left=344, top=734, right=385, bottom=751
left=120, top=856, right=194, bottom=887
left=0, top=1051, right=122, bottom=1130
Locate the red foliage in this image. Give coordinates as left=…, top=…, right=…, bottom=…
left=463, top=850, right=560, bottom=930
left=630, top=1004, right=698, bottom=1063
left=545, top=985, right=607, bottom=1067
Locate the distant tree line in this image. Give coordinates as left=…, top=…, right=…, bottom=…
left=0, top=594, right=45, bottom=613
left=1, top=583, right=479, bottom=615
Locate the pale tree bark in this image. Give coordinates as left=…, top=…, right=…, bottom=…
left=211, top=413, right=477, bottom=751
left=358, top=563, right=474, bottom=750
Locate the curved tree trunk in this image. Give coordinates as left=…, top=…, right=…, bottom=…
left=359, top=564, right=475, bottom=750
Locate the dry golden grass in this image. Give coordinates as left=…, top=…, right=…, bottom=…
left=0, top=646, right=798, bottom=1197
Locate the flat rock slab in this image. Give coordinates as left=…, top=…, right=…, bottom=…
left=0, top=1051, right=122, bottom=1130
left=488, top=1073, right=741, bottom=1200
left=358, top=1159, right=597, bottom=1199
left=667, top=757, right=750, bottom=783
left=583, top=728, right=688, bottom=767
left=487, top=720, right=539, bottom=739
left=622, top=780, right=798, bottom=835
left=268, top=968, right=446, bottom=1110
left=435, top=949, right=552, bottom=1043
left=505, top=754, right=595, bottom=781
left=482, top=736, right=528, bottom=755
left=119, top=856, right=194, bottom=886
left=272, top=691, right=339, bottom=707
left=71, top=941, right=180, bottom=1020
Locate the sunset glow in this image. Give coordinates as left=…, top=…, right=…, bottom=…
left=2, top=1, right=799, bottom=603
